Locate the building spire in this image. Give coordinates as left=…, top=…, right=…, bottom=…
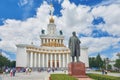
left=49, top=4, right=54, bottom=23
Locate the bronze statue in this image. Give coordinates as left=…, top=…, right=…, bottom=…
left=41, top=29, right=45, bottom=34
left=69, top=32, right=81, bottom=62
left=59, top=30, right=63, bottom=35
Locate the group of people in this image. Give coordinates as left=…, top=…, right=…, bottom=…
left=25, top=67, right=32, bottom=74
left=47, top=68, right=55, bottom=73
left=102, top=69, right=108, bottom=75
left=3, top=68, right=16, bottom=77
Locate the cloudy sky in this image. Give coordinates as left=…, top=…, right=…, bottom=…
left=0, top=0, right=120, bottom=60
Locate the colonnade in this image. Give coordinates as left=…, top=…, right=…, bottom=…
left=41, top=38, right=63, bottom=45
left=27, top=52, right=70, bottom=68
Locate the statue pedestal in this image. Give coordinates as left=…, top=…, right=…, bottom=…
left=68, top=62, right=88, bottom=78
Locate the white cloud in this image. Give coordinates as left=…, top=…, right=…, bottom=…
left=18, top=0, right=34, bottom=19
left=111, top=52, right=119, bottom=61
left=80, top=37, right=120, bottom=54
left=18, top=0, right=28, bottom=6
left=92, top=4, right=120, bottom=36
left=0, top=0, right=120, bottom=60
left=45, top=0, right=63, bottom=3
left=98, top=0, right=120, bottom=6
left=1, top=51, right=11, bottom=59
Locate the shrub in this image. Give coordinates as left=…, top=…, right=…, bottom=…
left=87, top=73, right=120, bottom=80
left=50, top=74, right=78, bottom=80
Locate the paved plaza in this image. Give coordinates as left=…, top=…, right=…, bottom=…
left=0, top=71, right=120, bottom=80
left=0, top=71, right=50, bottom=80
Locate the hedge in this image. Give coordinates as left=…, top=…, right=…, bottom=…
left=87, top=73, right=120, bottom=80
left=50, top=74, right=78, bottom=80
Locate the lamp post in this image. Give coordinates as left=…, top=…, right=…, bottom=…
left=105, top=58, right=109, bottom=70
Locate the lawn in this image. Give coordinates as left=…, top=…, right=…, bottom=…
left=87, top=73, right=120, bottom=80
left=50, top=74, right=78, bottom=80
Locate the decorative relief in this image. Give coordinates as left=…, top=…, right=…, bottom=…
left=41, top=41, right=65, bottom=47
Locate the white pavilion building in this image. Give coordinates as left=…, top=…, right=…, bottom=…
left=16, top=7, right=89, bottom=70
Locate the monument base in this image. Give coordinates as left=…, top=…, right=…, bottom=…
left=68, top=62, right=88, bottom=78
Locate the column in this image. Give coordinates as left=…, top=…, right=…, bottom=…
left=46, top=53, right=48, bottom=68
left=60, top=39, right=62, bottom=44
left=27, top=53, right=29, bottom=67
left=47, top=39, right=48, bottom=43
left=34, top=53, right=37, bottom=67
left=44, top=54, right=46, bottom=67
left=67, top=53, right=69, bottom=65
left=38, top=54, right=40, bottom=67
left=54, top=54, right=57, bottom=68
left=59, top=54, right=61, bottom=68
left=50, top=54, right=53, bottom=67
left=42, top=38, right=44, bottom=44
left=41, top=39, right=43, bottom=44
left=30, top=52, right=33, bottom=67
left=40, top=54, right=42, bottom=67
left=63, top=53, right=65, bottom=67
left=42, top=54, right=45, bottom=67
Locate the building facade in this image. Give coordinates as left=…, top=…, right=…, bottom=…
left=16, top=14, right=89, bottom=70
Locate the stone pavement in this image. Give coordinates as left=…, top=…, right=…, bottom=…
left=0, top=71, right=50, bottom=80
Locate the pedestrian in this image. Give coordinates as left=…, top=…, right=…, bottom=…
left=105, top=70, right=107, bottom=74
left=5, top=69, right=8, bottom=76
left=28, top=68, right=32, bottom=74
left=102, top=69, right=104, bottom=75
left=52, top=68, right=54, bottom=72
left=10, top=69, right=13, bottom=77
left=26, top=67, right=29, bottom=74
left=13, top=68, right=16, bottom=76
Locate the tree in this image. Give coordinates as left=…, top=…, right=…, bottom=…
left=114, top=59, right=120, bottom=71
left=89, top=57, right=97, bottom=68
left=0, top=54, right=10, bottom=70
left=101, top=59, right=106, bottom=69
left=89, top=54, right=104, bottom=69
left=96, top=54, right=103, bottom=69
left=0, top=54, right=16, bottom=71
left=107, top=64, right=112, bottom=70
left=10, top=61, right=16, bottom=68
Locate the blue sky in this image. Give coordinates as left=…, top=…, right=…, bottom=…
left=0, top=0, right=120, bottom=60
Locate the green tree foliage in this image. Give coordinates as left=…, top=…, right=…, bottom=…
left=101, top=59, right=106, bottom=69
left=107, top=64, right=112, bottom=70
left=10, top=61, right=16, bottom=68
left=96, top=54, right=103, bottom=69
left=89, top=54, right=103, bottom=69
left=0, top=54, right=9, bottom=69
left=0, top=54, right=16, bottom=71
left=89, top=57, right=97, bottom=68
left=114, top=59, right=120, bottom=71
